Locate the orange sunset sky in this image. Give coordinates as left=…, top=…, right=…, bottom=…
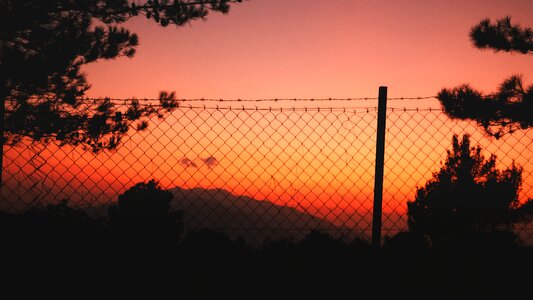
left=83, top=0, right=533, bottom=101
left=3, top=0, right=533, bottom=234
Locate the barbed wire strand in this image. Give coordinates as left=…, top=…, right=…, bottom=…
left=17, top=94, right=501, bottom=104
left=82, top=105, right=446, bottom=113
left=76, top=96, right=438, bottom=103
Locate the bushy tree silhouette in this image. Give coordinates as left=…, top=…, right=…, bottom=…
left=438, top=17, right=532, bottom=138
left=109, top=180, right=182, bottom=247
left=407, top=134, right=533, bottom=247
left=1, top=0, right=242, bottom=152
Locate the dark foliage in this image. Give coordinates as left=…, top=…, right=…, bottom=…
left=438, top=17, right=532, bottom=138
left=407, top=134, right=533, bottom=247
left=470, top=16, right=533, bottom=54
left=109, top=179, right=183, bottom=247
left=0, top=0, right=241, bottom=152
left=438, top=76, right=533, bottom=138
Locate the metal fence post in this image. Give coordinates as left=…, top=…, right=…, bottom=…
left=0, top=94, right=5, bottom=194
left=372, top=86, right=387, bottom=248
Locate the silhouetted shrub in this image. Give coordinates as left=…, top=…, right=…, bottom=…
left=407, top=134, right=532, bottom=247
left=109, top=180, right=183, bottom=248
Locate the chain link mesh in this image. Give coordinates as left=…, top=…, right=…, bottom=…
left=2, top=104, right=532, bottom=246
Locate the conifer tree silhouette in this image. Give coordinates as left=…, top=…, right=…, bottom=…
left=0, top=0, right=242, bottom=152
left=438, top=17, right=532, bottom=138
left=407, top=134, right=533, bottom=246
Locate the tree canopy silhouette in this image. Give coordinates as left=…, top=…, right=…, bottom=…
left=407, top=134, right=533, bottom=246
left=109, top=179, right=183, bottom=245
left=438, top=17, right=532, bottom=138
left=0, top=0, right=242, bottom=152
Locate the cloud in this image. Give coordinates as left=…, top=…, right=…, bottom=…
left=202, top=156, right=219, bottom=169
left=179, top=157, right=198, bottom=168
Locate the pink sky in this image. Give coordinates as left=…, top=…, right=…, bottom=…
left=83, top=0, right=533, bottom=102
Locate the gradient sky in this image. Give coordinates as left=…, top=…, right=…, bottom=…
left=83, top=0, right=533, bottom=101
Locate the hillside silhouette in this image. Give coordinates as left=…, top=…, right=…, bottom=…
left=169, top=186, right=361, bottom=245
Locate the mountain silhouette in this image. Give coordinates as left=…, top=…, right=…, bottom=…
left=169, top=187, right=359, bottom=246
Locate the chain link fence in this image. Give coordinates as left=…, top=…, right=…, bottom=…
left=2, top=101, right=532, bottom=246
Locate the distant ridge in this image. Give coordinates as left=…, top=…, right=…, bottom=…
left=169, top=186, right=360, bottom=246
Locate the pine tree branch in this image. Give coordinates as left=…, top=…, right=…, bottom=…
left=470, top=16, right=533, bottom=54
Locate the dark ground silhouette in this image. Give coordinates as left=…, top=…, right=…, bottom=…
left=2, top=180, right=532, bottom=298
